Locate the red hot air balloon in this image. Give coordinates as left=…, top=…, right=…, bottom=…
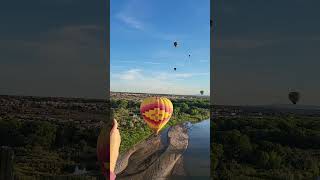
left=140, top=97, right=173, bottom=134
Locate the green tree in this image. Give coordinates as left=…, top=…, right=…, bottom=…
left=180, top=103, right=189, bottom=113
left=27, top=121, right=57, bottom=149
left=0, top=119, right=25, bottom=146
left=190, top=108, right=199, bottom=115
left=222, top=130, right=252, bottom=161
left=211, top=143, right=224, bottom=171
left=174, top=107, right=181, bottom=116
left=257, top=151, right=269, bottom=168
left=268, top=151, right=282, bottom=169
left=118, top=99, right=128, bottom=109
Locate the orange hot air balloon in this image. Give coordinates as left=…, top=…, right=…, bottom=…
left=140, top=97, right=173, bottom=134
left=96, top=125, right=109, bottom=177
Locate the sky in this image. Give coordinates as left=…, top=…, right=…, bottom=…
left=0, top=0, right=107, bottom=99
left=110, top=0, right=210, bottom=95
left=213, top=0, right=320, bottom=106
left=2, top=0, right=318, bottom=105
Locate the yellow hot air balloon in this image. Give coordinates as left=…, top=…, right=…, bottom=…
left=140, top=97, right=173, bottom=134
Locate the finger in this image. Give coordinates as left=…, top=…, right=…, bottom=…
left=112, top=119, right=118, bottom=130
left=113, top=119, right=118, bottom=128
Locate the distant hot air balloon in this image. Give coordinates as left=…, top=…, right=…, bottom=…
left=97, top=125, right=109, bottom=177
left=288, top=91, right=300, bottom=104
left=200, top=90, right=204, bottom=95
left=174, top=67, right=176, bottom=71
left=140, top=97, right=173, bottom=134
left=173, top=41, right=178, bottom=47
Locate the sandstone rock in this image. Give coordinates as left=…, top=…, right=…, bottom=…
left=115, top=124, right=189, bottom=180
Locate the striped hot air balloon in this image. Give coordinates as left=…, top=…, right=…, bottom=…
left=96, top=125, right=109, bottom=177
left=140, top=97, right=173, bottom=134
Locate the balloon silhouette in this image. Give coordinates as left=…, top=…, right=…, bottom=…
left=140, top=97, right=173, bottom=134
left=96, top=125, right=109, bottom=177
left=288, top=91, right=300, bottom=104
left=173, top=41, right=178, bottom=47
left=200, top=90, right=204, bottom=95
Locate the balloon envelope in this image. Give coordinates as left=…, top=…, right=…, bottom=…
left=174, top=41, right=178, bottom=47
left=96, top=125, right=109, bottom=177
left=288, top=91, right=300, bottom=104
left=140, top=97, right=173, bottom=134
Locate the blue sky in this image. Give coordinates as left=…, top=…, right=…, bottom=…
left=110, top=0, right=210, bottom=95
left=213, top=0, right=320, bottom=105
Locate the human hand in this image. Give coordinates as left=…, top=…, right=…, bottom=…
left=110, top=119, right=121, bottom=173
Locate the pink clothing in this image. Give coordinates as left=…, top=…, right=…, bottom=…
left=109, top=171, right=116, bottom=180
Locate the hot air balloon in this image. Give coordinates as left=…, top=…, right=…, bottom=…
left=173, top=41, right=178, bottom=47
left=174, top=67, right=176, bottom=71
left=140, top=97, right=173, bottom=134
left=200, top=90, right=204, bottom=95
left=288, top=91, right=300, bottom=104
left=97, top=124, right=109, bottom=177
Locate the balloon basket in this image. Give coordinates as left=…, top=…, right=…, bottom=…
left=152, top=130, right=160, bottom=136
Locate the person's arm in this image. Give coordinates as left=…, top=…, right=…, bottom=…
left=110, top=119, right=121, bottom=180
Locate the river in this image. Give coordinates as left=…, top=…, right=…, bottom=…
left=183, top=119, right=210, bottom=179
left=161, top=119, right=210, bottom=179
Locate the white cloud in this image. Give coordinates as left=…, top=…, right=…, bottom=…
left=116, top=13, right=144, bottom=30
left=111, top=69, right=209, bottom=95
left=112, top=60, right=163, bottom=66
left=115, top=69, right=143, bottom=80
left=113, top=70, right=209, bottom=81
left=174, top=73, right=209, bottom=78
left=174, top=73, right=193, bottom=78
left=111, top=78, right=207, bottom=95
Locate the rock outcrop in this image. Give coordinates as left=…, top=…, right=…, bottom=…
left=115, top=124, right=189, bottom=180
